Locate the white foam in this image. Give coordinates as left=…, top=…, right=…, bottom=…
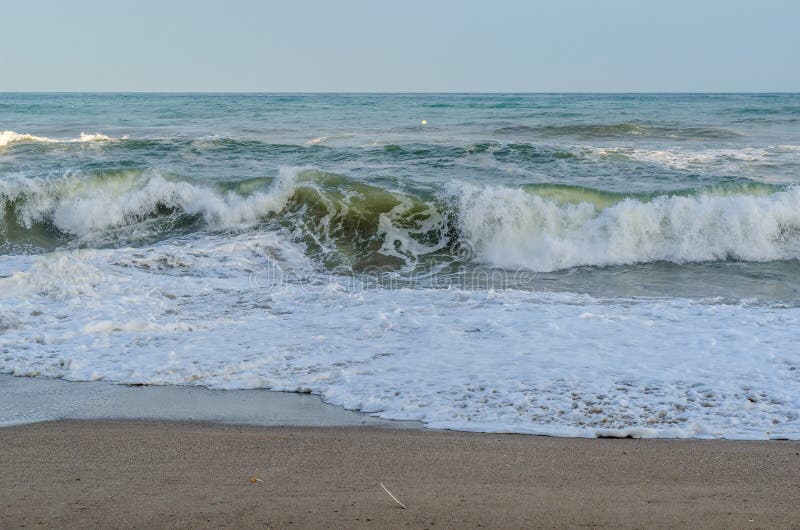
left=83, top=320, right=195, bottom=334
left=0, top=239, right=799, bottom=439
left=77, top=132, right=113, bottom=142
left=0, top=130, right=114, bottom=147
left=304, top=133, right=358, bottom=146
left=592, top=145, right=800, bottom=171
left=1, top=167, right=301, bottom=237
left=0, top=131, right=57, bottom=147
left=447, top=181, right=800, bottom=271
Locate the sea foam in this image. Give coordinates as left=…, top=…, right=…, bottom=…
left=3, top=167, right=800, bottom=271
left=1, top=243, right=798, bottom=439
left=448, top=181, right=800, bottom=271
left=0, top=167, right=300, bottom=237
left=0, top=130, right=114, bottom=147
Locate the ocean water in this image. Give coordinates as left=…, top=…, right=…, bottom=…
left=1, top=93, right=799, bottom=438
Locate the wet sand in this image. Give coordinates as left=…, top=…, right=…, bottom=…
left=2, top=420, right=799, bottom=528
left=0, top=374, right=417, bottom=428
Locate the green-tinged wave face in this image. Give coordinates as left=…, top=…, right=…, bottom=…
left=494, top=123, right=743, bottom=140
left=2, top=167, right=799, bottom=273
left=0, top=168, right=448, bottom=269
left=521, top=183, right=629, bottom=209
left=521, top=181, right=785, bottom=209
left=279, top=171, right=447, bottom=270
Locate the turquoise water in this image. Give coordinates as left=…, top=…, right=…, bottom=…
left=2, top=94, right=800, bottom=438
left=2, top=93, right=799, bottom=300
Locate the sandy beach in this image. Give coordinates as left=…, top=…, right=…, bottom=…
left=2, top=420, right=799, bottom=528
left=3, top=2, right=800, bottom=528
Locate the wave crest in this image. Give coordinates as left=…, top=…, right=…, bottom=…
left=448, top=181, right=800, bottom=270
left=2, top=167, right=800, bottom=271
left=0, top=130, right=114, bottom=147
left=494, top=123, right=742, bottom=140
left=0, top=168, right=297, bottom=237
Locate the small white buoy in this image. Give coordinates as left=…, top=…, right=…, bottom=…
left=421, top=119, right=427, bottom=125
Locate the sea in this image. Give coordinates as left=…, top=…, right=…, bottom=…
left=1, top=93, right=799, bottom=438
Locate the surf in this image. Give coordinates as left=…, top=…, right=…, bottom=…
left=0, top=130, right=114, bottom=147
left=2, top=166, right=799, bottom=272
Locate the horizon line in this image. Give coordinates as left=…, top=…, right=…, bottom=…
left=1, top=90, right=799, bottom=95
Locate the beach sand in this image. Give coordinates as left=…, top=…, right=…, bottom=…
left=2, top=420, right=799, bottom=528
left=0, top=374, right=415, bottom=429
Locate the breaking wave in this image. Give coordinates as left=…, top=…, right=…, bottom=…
left=494, top=123, right=743, bottom=140
left=2, top=167, right=799, bottom=272
left=0, top=130, right=114, bottom=148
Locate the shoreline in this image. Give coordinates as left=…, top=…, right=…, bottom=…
left=2, top=419, right=799, bottom=528
left=0, top=374, right=421, bottom=429
left=5, top=375, right=798, bottom=441
left=6, top=374, right=800, bottom=443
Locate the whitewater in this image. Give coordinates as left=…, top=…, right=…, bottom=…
left=1, top=93, right=799, bottom=438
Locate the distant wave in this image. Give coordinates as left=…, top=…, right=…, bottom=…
left=495, top=123, right=743, bottom=140
left=304, top=132, right=356, bottom=145
left=0, top=131, right=56, bottom=146
left=0, top=130, right=115, bottom=147
left=589, top=145, right=800, bottom=170
left=8, top=131, right=792, bottom=173
left=731, top=105, right=800, bottom=116
left=2, top=167, right=799, bottom=271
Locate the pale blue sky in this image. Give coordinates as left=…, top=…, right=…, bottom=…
left=2, top=0, right=798, bottom=92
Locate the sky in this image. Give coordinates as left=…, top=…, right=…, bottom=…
left=1, top=0, right=798, bottom=92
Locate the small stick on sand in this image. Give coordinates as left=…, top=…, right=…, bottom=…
left=379, top=482, right=407, bottom=509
